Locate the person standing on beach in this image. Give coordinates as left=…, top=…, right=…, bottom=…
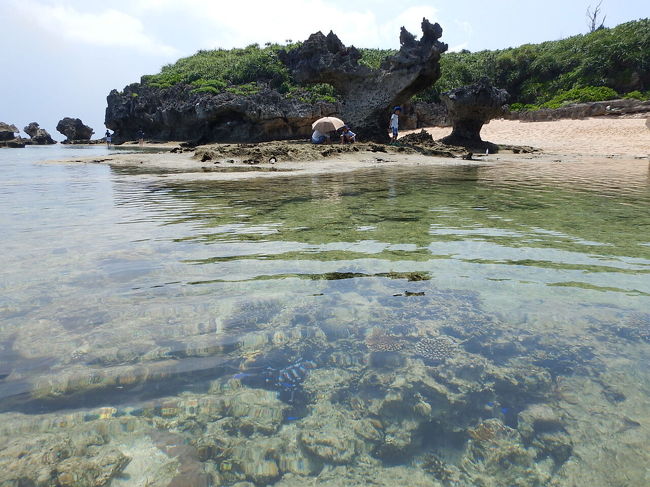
left=390, top=106, right=401, bottom=142
left=105, top=130, right=112, bottom=148
left=137, top=129, right=144, bottom=147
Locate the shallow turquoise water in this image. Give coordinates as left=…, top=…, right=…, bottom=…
left=0, top=146, right=649, bottom=486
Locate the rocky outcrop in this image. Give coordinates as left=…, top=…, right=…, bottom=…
left=400, top=102, right=449, bottom=129
left=105, top=20, right=446, bottom=144
left=56, top=117, right=94, bottom=143
left=24, top=122, right=56, bottom=145
left=105, top=84, right=339, bottom=144
left=507, top=98, right=650, bottom=122
left=0, top=122, right=25, bottom=148
left=280, top=18, right=448, bottom=141
left=440, top=78, right=508, bottom=149
left=0, top=122, right=19, bottom=141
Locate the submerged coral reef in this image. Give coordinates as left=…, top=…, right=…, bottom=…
left=0, top=283, right=647, bottom=487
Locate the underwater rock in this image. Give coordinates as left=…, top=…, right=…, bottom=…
left=463, top=419, right=549, bottom=486
left=273, top=460, right=443, bottom=487
left=219, top=387, right=288, bottom=435
left=298, top=402, right=378, bottom=464
left=56, top=448, right=131, bottom=487
left=517, top=404, right=564, bottom=441
left=0, top=429, right=130, bottom=487
left=613, top=313, right=650, bottom=343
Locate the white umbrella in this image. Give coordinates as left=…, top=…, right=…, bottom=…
left=312, top=117, right=345, bottom=133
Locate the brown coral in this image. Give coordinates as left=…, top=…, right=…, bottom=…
left=365, top=329, right=405, bottom=352
left=414, top=336, right=457, bottom=363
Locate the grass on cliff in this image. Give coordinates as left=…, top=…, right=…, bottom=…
left=430, top=18, right=650, bottom=108
left=139, top=19, right=649, bottom=110
left=141, top=43, right=338, bottom=103
left=360, top=19, right=649, bottom=108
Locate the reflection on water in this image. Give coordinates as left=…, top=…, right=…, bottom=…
left=0, top=147, right=649, bottom=486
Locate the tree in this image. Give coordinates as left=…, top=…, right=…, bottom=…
left=586, top=1, right=607, bottom=33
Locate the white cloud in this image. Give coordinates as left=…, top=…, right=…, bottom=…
left=449, top=42, right=469, bottom=52
left=379, top=5, right=441, bottom=45
left=10, top=0, right=180, bottom=56
left=133, top=0, right=443, bottom=49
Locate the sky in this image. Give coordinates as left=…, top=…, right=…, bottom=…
left=2, top=0, right=648, bottom=140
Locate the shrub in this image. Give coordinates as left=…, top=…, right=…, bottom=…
left=540, top=86, right=619, bottom=108
left=623, top=90, right=649, bottom=100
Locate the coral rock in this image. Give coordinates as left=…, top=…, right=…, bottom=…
left=281, top=18, right=448, bottom=141
left=24, top=122, right=56, bottom=145
left=440, top=78, right=508, bottom=149
left=413, top=336, right=457, bottom=363
left=56, top=117, right=94, bottom=142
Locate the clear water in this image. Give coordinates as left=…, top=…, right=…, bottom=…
left=1, top=146, right=649, bottom=486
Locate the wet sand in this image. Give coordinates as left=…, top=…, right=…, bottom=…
left=42, top=118, right=649, bottom=181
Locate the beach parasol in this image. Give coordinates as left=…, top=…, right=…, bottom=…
left=312, top=117, right=345, bottom=133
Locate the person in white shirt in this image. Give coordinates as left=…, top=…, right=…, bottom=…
left=311, top=129, right=330, bottom=144
left=390, top=106, right=401, bottom=142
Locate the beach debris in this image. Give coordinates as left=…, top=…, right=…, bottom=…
left=413, top=335, right=457, bottom=363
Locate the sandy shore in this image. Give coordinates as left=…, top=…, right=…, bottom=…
left=42, top=118, right=649, bottom=181
left=420, top=118, right=649, bottom=157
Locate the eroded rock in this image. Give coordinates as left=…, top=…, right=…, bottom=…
left=56, top=117, right=94, bottom=143
left=0, top=122, right=24, bottom=148
left=280, top=18, right=448, bottom=141
left=24, top=122, right=56, bottom=145
left=440, top=78, right=508, bottom=150
left=105, top=84, right=339, bottom=144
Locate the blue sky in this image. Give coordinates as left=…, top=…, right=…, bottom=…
left=2, top=0, right=648, bottom=140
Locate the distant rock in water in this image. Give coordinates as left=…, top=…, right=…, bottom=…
left=0, top=122, right=25, bottom=148
left=23, top=122, right=56, bottom=145
left=56, top=117, right=94, bottom=143
left=0, top=122, right=19, bottom=141
left=280, top=18, right=448, bottom=141
left=440, top=78, right=508, bottom=150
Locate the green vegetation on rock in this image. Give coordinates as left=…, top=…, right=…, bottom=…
left=428, top=19, right=650, bottom=109
left=140, top=19, right=649, bottom=110
left=141, top=42, right=339, bottom=103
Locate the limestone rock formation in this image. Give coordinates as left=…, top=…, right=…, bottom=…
left=440, top=78, right=508, bottom=149
left=56, top=117, right=94, bottom=143
left=0, top=122, right=25, bottom=148
left=24, top=122, right=56, bottom=145
left=0, top=122, right=19, bottom=141
left=507, top=98, right=650, bottom=122
left=280, top=18, right=448, bottom=141
left=105, top=84, right=339, bottom=144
